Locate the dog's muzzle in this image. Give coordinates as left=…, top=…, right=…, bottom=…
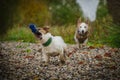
left=78, top=30, right=85, bottom=35
left=35, top=31, right=42, bottom=40
left=82, top=30, right=84, bottom=34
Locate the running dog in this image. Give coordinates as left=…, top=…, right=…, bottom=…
left=74, top=19, right=89, bottom=49
left=29, top=24, right=67, bottom=64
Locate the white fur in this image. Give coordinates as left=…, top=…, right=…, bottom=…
left=40, top=33, right=67, bottom=63
left=77, top=22, right=88, bottom=34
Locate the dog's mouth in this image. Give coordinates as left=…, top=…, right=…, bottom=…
left=78, top=30, right=88, bottom=36
left=35, top=34, right=42, bottom=40
left=78, top=30, right=85, bottom=34
left=35, top=31, right=43, bottom=40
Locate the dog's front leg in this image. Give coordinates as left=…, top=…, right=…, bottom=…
left=79, top=44, right=82, bottom=49
left=43, top=54, right=49, bottom=62
left=60, top=49, right=66, bottom=64
left=42, top=49, right=49, bottom=63
left=83, top=38, right=88, bottom=48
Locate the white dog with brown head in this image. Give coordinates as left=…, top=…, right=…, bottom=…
left=74, top=18, right=89, bottom=49
left=35, top=27, right=67, bottom=64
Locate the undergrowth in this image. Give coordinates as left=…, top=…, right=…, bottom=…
left=1, top=16, right=120, bottom=48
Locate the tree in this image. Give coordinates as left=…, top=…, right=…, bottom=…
left=107, top=0, right=120, bottom=25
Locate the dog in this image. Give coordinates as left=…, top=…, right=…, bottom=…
left=35, top=27, right=67, bottom=64
left=74, top=18, right=89, bottom=49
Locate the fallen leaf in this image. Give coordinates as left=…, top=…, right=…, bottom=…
left=88, top=46, right=95, bottom=49
left=78, top=61, right=84, bottom=64
left=68, top=52, right=73, bottom=57
left=24, top=55, right=34, bottom=59
left=72, top=49, right=76, bottom=53
left=94, top=55, right=102, bottom=59
left=95, top=62, right=103, bottom=67
left=110, top=48, right=119, bottom=53
left=104, top=52, right=111, bottom=57
left=82, top=51, right=88, bottom=54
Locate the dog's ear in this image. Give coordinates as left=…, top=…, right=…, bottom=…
left=77, top=18, right=81, bottom=24
left=85, top=18, right=89, bottom=25
left=77, top=18, right=81, bottom=27
left=43, top=27, right=50, bottom=33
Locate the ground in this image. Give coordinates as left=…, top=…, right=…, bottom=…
left=0, top=42, right=120, bottom=80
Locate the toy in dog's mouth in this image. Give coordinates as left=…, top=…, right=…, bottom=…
left=29, top=24, right=42, bottom=40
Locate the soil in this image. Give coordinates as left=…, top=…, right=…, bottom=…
left=0, top=42, right=120, bottom=80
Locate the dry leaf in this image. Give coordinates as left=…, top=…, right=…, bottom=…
left=82, top=51, right=88, bottom=54
left=68, top=52, right=73, bottom=57
left=94, top=55, right=102, bottom=59
left=110, top=48, right=119, bottom=53
left=88, top=46, right=95, bottom=49
left=24, top=55, right=34, bottom=59
left=104, top=52, right=111, bottom=57
left=95, top=62, right=103, bottom=67
left=78, top=61, right=84, bottom=64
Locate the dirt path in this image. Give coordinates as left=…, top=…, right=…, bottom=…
left=0, top=42, right=120, bottom=80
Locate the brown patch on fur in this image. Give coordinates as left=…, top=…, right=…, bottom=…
left=38, top=27, right=49, bottom=34
left=43, top=27, right=49, bottom=33
left=76, top=31, right=88, bottom=43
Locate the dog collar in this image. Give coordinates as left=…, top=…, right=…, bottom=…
left=42, top=37, right=52, bottom=47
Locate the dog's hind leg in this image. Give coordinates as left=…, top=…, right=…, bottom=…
left=43, top=53, right=49, bottom=63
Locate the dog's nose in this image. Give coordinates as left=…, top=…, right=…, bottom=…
left=82, top=30, right=84, bottom=33
left=78, top=30, right=80, bottom=33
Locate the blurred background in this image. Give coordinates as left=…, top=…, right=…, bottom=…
left=0, top=0, right=120, bottom=47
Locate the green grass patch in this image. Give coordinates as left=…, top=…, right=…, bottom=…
left=0, top=18, right=120, bottom=48
left=50, top=25, right=76, bottom=44
left=25, top=49, right=31, bottom=53
left=1, top=26, right=36, bottom=43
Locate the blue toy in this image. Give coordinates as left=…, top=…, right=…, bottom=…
left=29, top=24, right=41, bottom=35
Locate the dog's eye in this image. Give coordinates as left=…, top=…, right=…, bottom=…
left=84, top=26, right=86, bottom=28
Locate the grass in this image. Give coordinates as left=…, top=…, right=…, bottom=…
left=50, top=25, right=76, bottom=44
left=1, top=26, right=36, bottom=43
left=0, top=15, right=120, bottom=47
left=0, top=25, right=76, bottom=44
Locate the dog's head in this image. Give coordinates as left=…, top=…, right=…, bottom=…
left=35, top=27, right=50, bottom=40
left=77, top=18, right=89, bottom=35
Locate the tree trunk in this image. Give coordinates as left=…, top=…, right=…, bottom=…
left=107, top=0, right=120, bottom=25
